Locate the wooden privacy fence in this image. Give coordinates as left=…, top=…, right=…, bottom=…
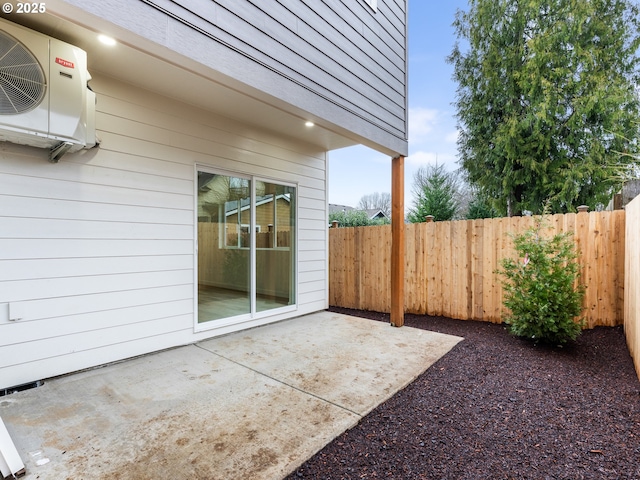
left=624, top=196, right=640, bottom=378
left=329, top=211, right=626, bottom=328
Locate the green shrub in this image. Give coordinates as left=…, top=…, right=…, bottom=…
left=498, top=218, right=585, bottom=344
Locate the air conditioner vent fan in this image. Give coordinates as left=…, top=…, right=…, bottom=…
left=0, top=30, right=46, bottom=115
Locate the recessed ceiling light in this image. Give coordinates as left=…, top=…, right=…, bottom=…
left=98, top=34, right=116, bottom=46
left=305, top=121, right=314, bottom=127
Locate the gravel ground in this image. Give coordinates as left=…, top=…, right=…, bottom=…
left=287, top=307, right=640, bottom=480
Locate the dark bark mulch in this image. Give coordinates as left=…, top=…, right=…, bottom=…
left=287, top=307, right=640, bottom=480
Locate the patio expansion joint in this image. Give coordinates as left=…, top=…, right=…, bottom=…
left=194, top=344, right=363, bottom=418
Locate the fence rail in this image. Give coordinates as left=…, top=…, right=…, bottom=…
left=329, top=211, right=626, bottom=328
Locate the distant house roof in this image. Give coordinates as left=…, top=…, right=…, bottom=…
left=621, top=179, right=640, bottom=204
left=328, top=203, right=388, bottom=220
left=365, top=208, right=388, bottom=220
left=606, top=179, right=640, bottom=210
left=328, top=204, right=355, bottom=214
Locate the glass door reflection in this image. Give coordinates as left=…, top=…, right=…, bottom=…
left=197, top=172, right=251, bottom=322
left=255, top=182, right=296, bottom=313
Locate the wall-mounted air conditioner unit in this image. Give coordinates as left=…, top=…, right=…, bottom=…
left=0, top=18, right=96, bottom=162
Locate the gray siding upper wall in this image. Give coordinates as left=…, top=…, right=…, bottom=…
left=62, top=0, right=408, bottom=155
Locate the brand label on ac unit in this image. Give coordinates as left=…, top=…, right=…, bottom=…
left=55, top=57, right=75, bottom=69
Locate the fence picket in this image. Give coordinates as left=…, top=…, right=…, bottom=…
left=471, top=219, right=484, bottom=320
left=424, top=222, right=437, bottom=315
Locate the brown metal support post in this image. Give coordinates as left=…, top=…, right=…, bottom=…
left=391, top=155, right=405, bottom=327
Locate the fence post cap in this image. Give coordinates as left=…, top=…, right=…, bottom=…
left=331, top=220, right=339, bottom=228
left=425, top=215, right=435, bottom=223
left=577, top=205, right=589, bottom=213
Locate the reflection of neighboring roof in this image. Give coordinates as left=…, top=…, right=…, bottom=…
left=225, top=194, right=290, bottom=216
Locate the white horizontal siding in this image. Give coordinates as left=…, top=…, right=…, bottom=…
left=298, top=269, right=325, bottom=284
left=1, top=300, right=193, bottom=346
left=301, top=186, right=327, bottom=201
left=0, top=74, right=328, bottom=389
left=298, top=228, right=326, bottom=242
left=0, top=194, right=193, bottom=225
left=0, top=170, right=193, bottom=209
left=299, top=239, right=326, bottom=252
left=298, top=289, right=327, bottom=306
left=95, top=81, right=327, bottom=170
left=2, top=314, right=192, bottom=366
left=0, top=152, right=193, bottom=194
left=298, top=210, right=326, bottom=223
left=298, top=196, right=326, bottom=213
left=0, top=256, right=192, bottom=282
left=0, top=239, right=193, bottom=259
left=1, top=285, right=194, bottom=323
left=299, top=260, right=325, bottom=273
left=2, top=270, right=193, bottom=302
left=0, top=217, right=193, bottom=240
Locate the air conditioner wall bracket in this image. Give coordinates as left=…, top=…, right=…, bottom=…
left=48, top=142, right=73, bottom=163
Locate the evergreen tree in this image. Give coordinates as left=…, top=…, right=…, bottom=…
left=449, top=0, right=640, bottom=216
left=466, top=189, right=500, bottom=219
left=407, top=163, right=460, bottom=222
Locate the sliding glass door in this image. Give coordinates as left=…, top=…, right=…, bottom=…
left=197, top=169, right=296, bottom=326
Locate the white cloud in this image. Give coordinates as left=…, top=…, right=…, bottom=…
left=406, top=151, right=438, bottom=166
left=408, top=107, right=439, bottom=143
left=406, top=150, right=457, bottom=168
left=445, top=130, right=459, bottom=143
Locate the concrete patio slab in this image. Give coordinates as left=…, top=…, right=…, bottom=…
left=0, top=311, right=462, bottom=479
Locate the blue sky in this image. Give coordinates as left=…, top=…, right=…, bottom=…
left=328, top=1, right=469, bottom=208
